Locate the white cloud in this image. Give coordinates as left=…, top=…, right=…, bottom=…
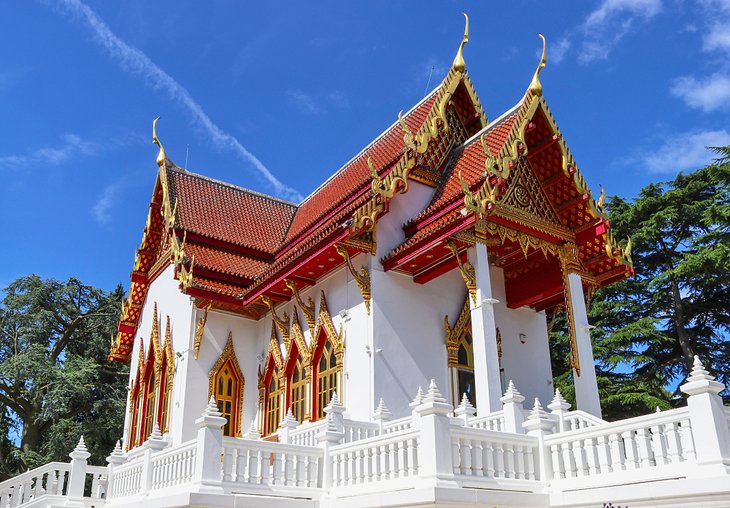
left=578, top=0, right=662, bottom=63
left=286, top=90, right=321, bottom=114
left=93, top=182, right=123, bottom=224
left=671, top=74, right=730, bottom=112
left=637, top=129, right=730, bottom=173
left=551, top=38, right=572, bottom=64
left=703, top=22, right=730, bottom=54
left=53, top=0, right=302, bottom=202
left=0, top=133, right=95, bottom=170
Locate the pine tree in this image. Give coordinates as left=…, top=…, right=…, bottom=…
left=0, top=275, right=128, bottom=477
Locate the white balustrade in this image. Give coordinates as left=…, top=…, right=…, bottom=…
left=450, top=426, right=538, bottom=482
left=0, top=462, right=107, bottom=507
left=107, top=456, right=143, bottom=499
left=468, top=410, right=505, bottom=431
left=221, top=436, right=323, bottom=491
left=150, top=440, right=197, bottom=490
left=382, top=416, right=412, bottom=434
left=563, top=410, right=605, bottom=431
left=545, top=407, right=696, bottom=485
left=329, top=428, right=420, bottom=489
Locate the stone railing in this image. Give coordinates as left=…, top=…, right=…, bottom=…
left=221, top=436, right=323, bottom=496
left=451, top=426, right=539, bottom=483
left=4, top=357, right=730, bottom=508
left=544, top=407, right=695, bottom=487
left=0, top=439, right=107, bottom=508
left=329, top=427, right=420, bottom=491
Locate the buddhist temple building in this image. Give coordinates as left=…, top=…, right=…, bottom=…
left=4, top=16, right=729, bottom=508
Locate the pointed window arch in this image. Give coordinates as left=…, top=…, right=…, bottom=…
left=209, top=333, right=244, bottom=437
left=261, top=327, right=284, bottom=436
left=445, top=295, right=503, bottom=408
left=311, top=291, right=344, bottom=420
left=140, top=342, right=157, bottom=440
left=157, top=316, right=175, bottom=433
left=284, top=311, right=311, bottom=424
left=127, top=339, right=145, bottom=449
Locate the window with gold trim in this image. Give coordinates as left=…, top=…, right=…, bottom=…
left=314, top=339, right=340, bottom=420
left=208, top=334, right=245, bottom=437
left=264, top=372, right=283, bottom=436
left=289, top=354, right=307, bottom=423
left=456, top=330, right=476, bottom=408
left=143, top=367, right=156, bottom=439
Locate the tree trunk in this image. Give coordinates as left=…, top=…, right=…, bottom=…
left=670, top=277, right=694, bottom=372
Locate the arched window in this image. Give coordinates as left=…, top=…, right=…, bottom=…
left=142, top=363, right=156, bottom=439
left=289, top=354, right=307, bottom=423
left=209, top=333, right=244, bottom=437
left=456, top=330, right=476, bottom=408
left=127, top=347, right=143, bottom=449
left=264, top=371, right=283, bottom=436
left=314, top=338, right=340, bottom=420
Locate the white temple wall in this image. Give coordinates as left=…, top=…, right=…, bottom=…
left=124, top=264, right=195, bottom=448
left=175, top=308, right=263, bottom=444
left=371, top=268, right=465, bottom=418
left=489, top=267, right=554, bottom=405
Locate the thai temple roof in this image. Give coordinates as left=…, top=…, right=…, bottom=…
left=110, top=20, right=632, bottom=362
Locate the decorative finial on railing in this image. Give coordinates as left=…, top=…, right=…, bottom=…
left=454, top=393, right=476, bottom=422
left=281, top=407, right=298, bottom=428
left=203, top=395, right=222, bottom=418
left=409, top=386, right=424, bottom=409
left=528, top=398, right=549, bottom=419
left=424, top=379, right=447, bottom=404
left=501, top=380, right=525, bottom=404
left=246, top=421, right=260, bottom=440
left=69, top=436, right=91, bottom=461
left=548, top=388, right=571, bottom=413
left=528, top=34, right=547, bottom=97
left=451, top=13, right=470, bottom=73
left=373, top=398, right=392, bottom=421
left=149, top=422, right=163, bottom=440
left=112, top=440, right=123, bottom=456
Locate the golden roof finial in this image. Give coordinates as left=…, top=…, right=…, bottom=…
left=451, top=13, right=470, bottom=73
left=152, top=116, right=166, bottom=168
left=528, top=34, right=547, bottom=96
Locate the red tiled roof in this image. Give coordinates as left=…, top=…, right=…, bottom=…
left=184, top=242, right=268, bottom=280
left=283, top=89, right=441, bottom=246
left=166, top=169, right=296, bottom=255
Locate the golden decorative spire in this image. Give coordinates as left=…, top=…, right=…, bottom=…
left=451, top=13, right=470, bottom=73
left=528, top=34, right=547, bottom=96
left=152, top=116, right=167, bottom=168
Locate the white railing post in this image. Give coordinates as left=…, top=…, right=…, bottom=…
left=501, top=380, right=526, bottom=434
left=277, top=408, right=299, bottom=444
left=414, top=380, right=457, bottom=487
left=680, top=356, right=730, bottom=476
left=454, top=394, right=476, bottom=426
left=105, top=440, right=125, bottom=499
left=64, top=437, right=91, bottom=507
left=140, top=423, right=168, bottom=495
left=373, top=398, right=392, bottom=435
left=193, top=396, right=227, bottom=493
left=324, top=393, right=345, bottom=433
left=523, top=398, right=553, bottom=482
left=316, top=408, right=345, bottom=492
left=548, top=389, right=571, bottom=433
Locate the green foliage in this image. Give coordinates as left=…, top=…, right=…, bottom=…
left=550, top=147, right=730, bottom=418
left=0, top=275, right=128, bottom=478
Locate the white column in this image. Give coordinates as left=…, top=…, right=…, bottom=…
left=566, top=272, right=602, bottom=418
left=469, top=242, right=503, bottom=415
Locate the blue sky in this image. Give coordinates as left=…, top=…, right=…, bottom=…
left=1, top=0, right=729, bottom=293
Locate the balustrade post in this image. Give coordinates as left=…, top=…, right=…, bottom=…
left=501, top=380, right=526, bottom=434
left=523, top=398, right=554, bottom=482
left=324, top=393, right=346, bottom=433
left=64, top=437, right=91, bottom=507
left=140, top=423, right=168, bottom=495
left=277, top=408, right=299, bottom=444
left=548, top=389, right=571, bottom=433
left=414, top=380, right=457, bottom=487
left=105, top=440, right=126, bottom=500
left=193, top=396, right=227, bottom=494
left=679, top=356, right=730, bottom=476
left=373, top=398, right=392, bottom=435
left=316, top=410, right=345, bottom=492
left=454, top=393, right=476, bottom=427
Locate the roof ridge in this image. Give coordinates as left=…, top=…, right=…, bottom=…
left=167, top=166, right=298, bottom=208
left=296, top=84, right=443, bottom=207
left=458, top=100, right=522, bottom=151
